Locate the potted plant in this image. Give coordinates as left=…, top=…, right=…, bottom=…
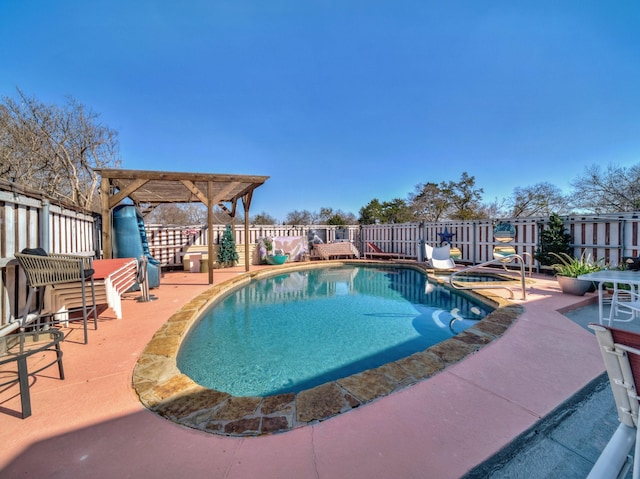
left=265, top=249, right=288, bottom=265
left=258, top=237, right=273, bottom=264
left=550, top=251, right=604, bottom=296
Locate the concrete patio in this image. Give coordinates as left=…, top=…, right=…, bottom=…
left=0, top=266, right=608, bottom=478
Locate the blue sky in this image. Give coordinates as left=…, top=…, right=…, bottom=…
left=2, top=1, right=639, bottom=221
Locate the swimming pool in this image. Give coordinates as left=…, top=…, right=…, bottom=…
left=133, top=261, right=522, bottom=436
left=177, top=265, right=491, bottom=396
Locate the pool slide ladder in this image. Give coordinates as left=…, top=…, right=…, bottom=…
left=448, top=253, right=533, bottom=300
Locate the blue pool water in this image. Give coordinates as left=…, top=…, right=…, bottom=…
left=177, top=265, right=491, bottom=396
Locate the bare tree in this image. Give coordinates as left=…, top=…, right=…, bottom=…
left=251, top=211, right=279, bottom=225
left=571, top=163, right=640, bottom=213
left=409, top=172, right=484, bottom=221
left=285, top=209, right=316, bottom=225
left=0, top=88, right=121, bottom=211
left=318, top=207, right=359, bottom=225
left=508, top=182, right=569, bottom=217
left=477, top=197, right=508, bottom=219
left=145, top=203, right=210, bottom=225
left=444, top=172, right=484, bottom=220
left=408, top=182, right=449, bottom=222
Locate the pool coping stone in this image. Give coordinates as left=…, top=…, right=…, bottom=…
left=132, top=260, right=523, bottom=436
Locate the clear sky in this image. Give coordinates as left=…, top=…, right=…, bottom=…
left=2, top=1, right=639, bottom=221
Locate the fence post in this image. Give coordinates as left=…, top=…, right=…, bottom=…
left=472, top=221, right=478, bottom=264
left=418, top=222, right=425, bottom=262
left=40, top=200, right=50, bottom=252
left=622, top=219, right=628, bottom=258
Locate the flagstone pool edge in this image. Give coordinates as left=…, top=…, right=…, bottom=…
left=132, top=261, right=522, bottom=437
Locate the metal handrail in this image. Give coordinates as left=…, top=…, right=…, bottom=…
left=448, top=253, right=532, bottom=300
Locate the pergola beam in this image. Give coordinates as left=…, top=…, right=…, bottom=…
left=107, top=179, right=150, bottom=209
left=180, top=180, right=208, bottom=204
left=96, top=168, right=269, bottom=284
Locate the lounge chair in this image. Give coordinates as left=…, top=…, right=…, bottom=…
left=364, top=242, right=403, bottom=260
left=424, top=244, right=456, bottom=270
left=14, top=248, right=97, bottom=344
left=588, top=324, right=640, bottom=478
left=313, top=242, right=359, bottom=260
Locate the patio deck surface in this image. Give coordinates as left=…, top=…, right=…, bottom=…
left=0, top=265, right=605, bottom=479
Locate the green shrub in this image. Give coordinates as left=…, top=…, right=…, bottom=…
left=217, top=225, right=239, bottom=266
left=535, top=213, right=572, bottom=266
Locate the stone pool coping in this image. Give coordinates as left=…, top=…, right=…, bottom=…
left=132, top=261, right=524, bottom=437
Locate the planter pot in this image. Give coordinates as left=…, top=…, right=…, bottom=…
left=265, top=254, right=288, bottom=265
left=557, top=275, right=594, bottom=296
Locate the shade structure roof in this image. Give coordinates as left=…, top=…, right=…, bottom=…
left=95, top=168, right=269, bottom=283
left=95, top=168, right=269, bottom=213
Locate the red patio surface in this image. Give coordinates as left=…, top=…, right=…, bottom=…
left=0, top=266, right=604, bottom=479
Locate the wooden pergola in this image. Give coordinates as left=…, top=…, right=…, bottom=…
left=95, top=168, right=269, bottom=284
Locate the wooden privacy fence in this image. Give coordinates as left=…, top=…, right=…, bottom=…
left=145, top=224, right=360, bottom=268
left=360, top=215, right=640, bottom=268
left=0, top=183, right=97, bottom=330
left=1, top=181, right=640, bottom=330
left=145, top=214, right=640, bottom=270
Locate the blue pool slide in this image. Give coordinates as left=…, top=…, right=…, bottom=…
left=112, top=205, right=161, bottom=289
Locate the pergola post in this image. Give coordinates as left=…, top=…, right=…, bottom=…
left=207, top=181, right=214, bottom=285
left=100, top=176, right=112, bottom=259
left=242, top=192, right=252, bottom=272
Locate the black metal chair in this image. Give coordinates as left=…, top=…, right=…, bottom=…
left=623, top=256, right=640, bottom=271
left=14, top=248, right=97, bottom=344
left=0, top=329, right=65, bottom=418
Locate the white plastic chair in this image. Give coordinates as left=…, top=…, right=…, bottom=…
left=588, top=324, right=640, bottom=479
left=611, top=287, right=640, bottom=324
left=424, top=244, right=456, bottom=270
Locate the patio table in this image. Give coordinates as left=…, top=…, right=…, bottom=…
left=0, top=330, right=65, bottom=418
left=578, top=270, right=640, bottom=325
